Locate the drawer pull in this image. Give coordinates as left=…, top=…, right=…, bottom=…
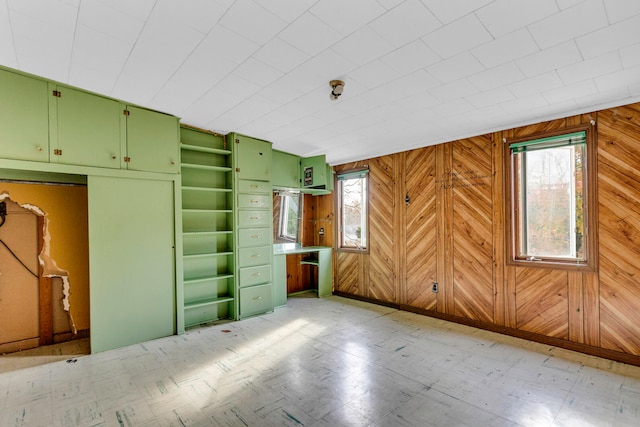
left=250, top=199, right=259, bottom=204
left=250, top=254, right=260, bottom=258
left=252, top=296, right=262, bottom=301
left=250, top=184, right=258, bottom=189
left=251, top=235, right=259, bottom=239
left=251, top=273, right=261, bottom=277
left=250, top=216, right=259, bottom=220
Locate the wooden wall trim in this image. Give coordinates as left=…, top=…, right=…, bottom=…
left=492, top=132, right=506, bottom=326
left=333, top=291, right=640, bottom=367
left=436, top=143, right=454, bottom=314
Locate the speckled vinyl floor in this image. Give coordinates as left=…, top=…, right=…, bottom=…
left=1, top=294, right=640, bottom=426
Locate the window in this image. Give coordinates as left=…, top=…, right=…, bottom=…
left=337, top=169, right=368, bottom=250
left=274, top=191, right=301, bottom=243
left=506, top=124, right=597, bottom=270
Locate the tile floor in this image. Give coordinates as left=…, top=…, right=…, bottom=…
left=2, top=294, right=640, bottom=426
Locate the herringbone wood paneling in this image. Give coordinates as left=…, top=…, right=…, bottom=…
left=598, top=106, right=640, bottom=355
left=336, top=251, right=363, bottom=296
left=516, top=268, right=568, bottom=339
left=452, top=136, right=494, bottom=322
left=405, top=147, right=437, bottom=311
left=368, top=156, right=396, bottom=302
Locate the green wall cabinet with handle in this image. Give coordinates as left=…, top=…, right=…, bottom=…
left=272, top=150, right=300, bottom=189
left=232, top=133, right=274, bottom=319
left=124, top=105, right=179, bottom=173
left=0, top=68, right=50, bottom=162
left=51, top=85, right=122, bottom=169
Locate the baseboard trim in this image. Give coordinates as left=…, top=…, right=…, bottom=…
left=332, top=291, right=640, bottom=367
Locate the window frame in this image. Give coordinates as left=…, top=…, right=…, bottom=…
left=337, top=168, right=369, bottom=253
left=275, top=191, right=302, bottom=244
left=504, top=123, right=598, bottom=272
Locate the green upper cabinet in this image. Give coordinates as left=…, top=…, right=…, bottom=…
left=124, top=105, right=179, bottom=173
left=301, top=154, right=329, bottom=188
left=0, top=69, right=50, bottom=162
left=272, top=150, right=300, bottom=189
left=234, top=134, right=272, bottom=181
left=51, top=85, right=122, bottom=169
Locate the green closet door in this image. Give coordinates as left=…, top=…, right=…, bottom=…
left=55, top=87, right=121, bottom=168
left=0, top=69, right=49, bottom=162
left=88, top=176, right=175, bottom=353
left=125, top=106, right=179, bottom=173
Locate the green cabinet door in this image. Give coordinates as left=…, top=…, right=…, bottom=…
left=125, top=106, right=179, bottom=173
left=88, top=176, right=175, bottom=353
left=272, top=150, right=300, bottom=188
left=234, top=135, right=272, bottom=181
left=0, top=69, right=49, bottom=162
left=53, top=86, right=121, bottom=168
left=301, top=154, right=327, bottom=188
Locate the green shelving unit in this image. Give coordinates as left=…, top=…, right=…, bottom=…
left=180, top=126, right=235, bottom=327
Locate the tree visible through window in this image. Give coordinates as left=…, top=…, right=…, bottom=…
left=338, top=170, right=368, bottom=250
left=506, top=125, right=597, bottom=270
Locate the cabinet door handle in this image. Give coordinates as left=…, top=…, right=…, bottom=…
left=111, top=154, right=117, bottom=160
left=36, top=146, right=43, bottom=152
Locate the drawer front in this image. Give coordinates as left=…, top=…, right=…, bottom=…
left=238, top=227, right=271, bottom=247
left=240, top=283, right=272, bottom=317
left=238, top=193, right=270, bottom=209
left=238, top=179, right=271, bottom=193
left=238, top=246, right=272, bottom=268
left=238, top=210, right=270, bottom=227
left=239, top=265, right=271, bottom=287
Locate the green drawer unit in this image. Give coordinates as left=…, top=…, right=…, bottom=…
left=238, top=227, right=272, bottom=247
left=238, top=246, right=272, bottom=268
left=239, top=284, right=273, bottom=317
left=238, top=193, right=271, bottom=209
left=237, top=210, right=271, bottom=228
left=239, top=265, right=271, bottom=288
left=237, top=179, right=271, bottom=193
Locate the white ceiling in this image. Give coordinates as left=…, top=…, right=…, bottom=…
left=2, top=0, right=640, bottom=164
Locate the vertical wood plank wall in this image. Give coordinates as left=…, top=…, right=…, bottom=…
left=326, top=102, right=640, bottom=364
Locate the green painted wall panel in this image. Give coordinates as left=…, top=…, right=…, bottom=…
left=88, top=176, right=175, bottom=353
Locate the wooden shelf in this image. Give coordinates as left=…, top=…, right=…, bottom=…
left=181, top=144, right=231, bottom=156
left=184, top=296, right=235, bottom=310
left=181, top=163, right=232, bottom=172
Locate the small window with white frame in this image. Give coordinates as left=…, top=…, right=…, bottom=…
left=337, top=169, right=368, bottom=251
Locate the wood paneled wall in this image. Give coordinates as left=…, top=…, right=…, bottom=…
left=325, top=101, right=640, bottom=365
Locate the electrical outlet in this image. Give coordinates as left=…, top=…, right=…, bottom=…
left=432, top=282, right=438, bottom=293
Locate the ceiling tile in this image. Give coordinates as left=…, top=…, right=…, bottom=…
left=277, top=12, right=343, bottom=56
left=604, top=0, right=640, bottom=24
left=475, top=0, right=559, bottom=39
left=310, top=0, right=386, bottom=35
left=465, top=87, right=515, bottom=108
left=93, top=0, right=155, bottom=21
left=557, top=51, right=622, bottom=85
left=576, top=13, right=640, bottom=59
left=429, top=79, right=479, bottom=102
left=422, top=14, right=493, bottom=59
left=153, top=0, right=228, bottom=34
left=499, top=94, right=549, bottom=114
left=421, top=0, right=493, bottom=24
left=380, top=40, right=441, bottom=74
left=77, top=0, right=144, bottom=42
left=467, top=63, right=525, bottom=91
left=543, top=80, right=599, bottom=104
left=516, top=41, right=582, bottom=78
left=427, top=52, right=485, bottom=83
left=331, top=26, right=395, bottom=67
left=0, top=2, right=17, bottom=68
left=528, top=0, right=608, bottom=49
left=595, top=66, right=640, bottom=92
left=621, top=43, right=640, bottom=68
left=471, top=28, right=539, bottom=69
left=233, top=57, right=284, bottom=87
left=219, top=0, right=287, bottom=45
left=198, top=25, right=260, bottom=65
left=369, top=0, right=441, bottom=47
left=508, top=71, right=564, bottom=97
left=261, top=0, right=314, bottom=22
left=251, top=38, right=309, bottom=73
left=346, top=60, right=402, bottom=89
